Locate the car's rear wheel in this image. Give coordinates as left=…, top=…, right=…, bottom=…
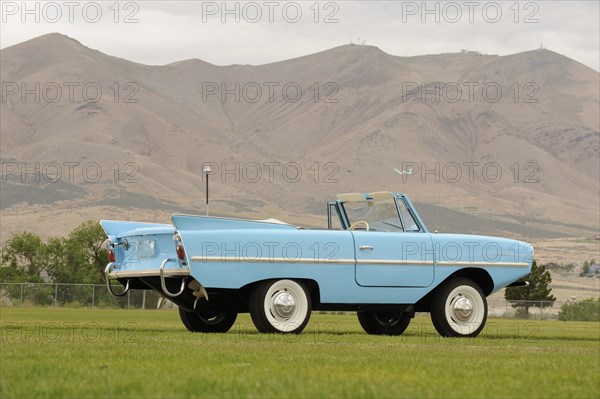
left=179, top=307, right=237, bottom=333
left=357, top=311, right=412, bottom=335
left=430, top=278, right=487, bottom=337
left=250, top=279, right=311, bottom=334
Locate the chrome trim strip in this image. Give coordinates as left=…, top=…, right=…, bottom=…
left=192, top=257, right=432, bottom=266
left=357, top=259, right=434, bottom=265
left=436, top=261, right=529, bottom=268
left=191, top=256, right=528, bottom=267
left=108, top=268, right=191, bottom=278
left=192, top=256, right=355, bottom=264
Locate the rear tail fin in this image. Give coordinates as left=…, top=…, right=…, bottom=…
left=100, top=220, right=173, bottom=241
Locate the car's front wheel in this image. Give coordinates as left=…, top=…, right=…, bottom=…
left=357, top=311, right=412, bottom=335
left=179, top=307, right=237, bottom=333
left=250, top=279, right=312, bottom=334
left=430, top=278, right=487, bottom=337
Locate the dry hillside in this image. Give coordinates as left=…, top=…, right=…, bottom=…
left=1, top=33, right=599, bottom=243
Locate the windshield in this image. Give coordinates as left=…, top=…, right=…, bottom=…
left=342, top=197, right=404, bottom=232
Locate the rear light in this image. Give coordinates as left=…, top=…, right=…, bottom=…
left=108, top=249, right=116, bottom=262
left=176, top=244, right=186, bottom=261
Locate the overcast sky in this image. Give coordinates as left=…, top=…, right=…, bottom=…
left=1, top=1, right=599, bottom=70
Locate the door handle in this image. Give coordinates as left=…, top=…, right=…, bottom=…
left=359, top=245, right=373, bottom=250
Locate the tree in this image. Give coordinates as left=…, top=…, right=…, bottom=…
left=582, top=260, right=590, bottom=275
left=0, top=232, right=49, bottom=283
left=0, top=232, right=50, bottom=304
left=1, top=221, right=107, bottom=285
left=505, top=259, right=556, bottom=317
left=46, top=221, right=107, bottom=284
left=1, top=222, right=108, bottom=305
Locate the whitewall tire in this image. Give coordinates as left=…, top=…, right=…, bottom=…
left=430, top=278, right=487, bottom=337
left=250, top=279, right=312, bottom=334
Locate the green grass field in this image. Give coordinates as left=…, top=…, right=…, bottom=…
left=1, top=308, right=599, bottom=398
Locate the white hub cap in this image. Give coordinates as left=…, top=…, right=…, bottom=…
left=264, top=280, right=309, bottom=332
left=444, top=285, right=485, bottom=335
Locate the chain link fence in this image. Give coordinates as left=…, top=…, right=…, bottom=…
left=487, top=299, right=591, bottom=321
left=0, top=283, right=167, bottom=309
left=1, top=283, right=598, bottom=321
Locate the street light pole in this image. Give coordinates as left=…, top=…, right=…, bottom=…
left=203, top=165, right=212, bottom=216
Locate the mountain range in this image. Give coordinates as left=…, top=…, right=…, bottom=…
left=1, top=33, right=598, bottom=241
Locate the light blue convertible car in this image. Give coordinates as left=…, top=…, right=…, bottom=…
left=101, top=192, right=532, bottom=337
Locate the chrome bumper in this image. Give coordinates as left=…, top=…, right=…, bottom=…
left=104, top=259, right=191, bottom=298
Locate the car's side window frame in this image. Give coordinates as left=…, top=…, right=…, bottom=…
left=390, top=198, right=406, bottom=231
left=336, top=201, right=351, bottom=230
left=327, top=201, right=348, bottom=230
left=395, top=197, right=422, bottom=232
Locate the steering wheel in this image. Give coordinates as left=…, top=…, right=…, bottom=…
left=349, top=220, right=370, bottom=231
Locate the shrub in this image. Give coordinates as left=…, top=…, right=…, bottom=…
left=558, top=298, right=600, bottom=321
